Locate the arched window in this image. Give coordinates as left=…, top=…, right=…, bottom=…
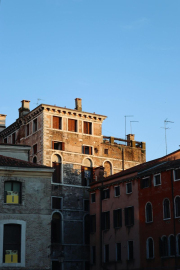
left=146, top=202, right=153, bottom=223
left=104, top=161, right=112, bottom=177
left=175, top=196, right=180, bottom=218
left=82, top=158, right=93, bottom=186
left=84, top=214, right=90, bottom=244
left=51, top=212, right=62, bottom=244
left=52, top=154, right=62, bottom=183
left=176, top=234, right=180, bottom=256
left=169, top=235, right=175, bottom=256
left=163, top=199, right=170, bottom=219
left=146, top=238, right=154, bottom=259
left=33, top=156, right=37, bottom=164
left=161, top=236, right=168, bottom=257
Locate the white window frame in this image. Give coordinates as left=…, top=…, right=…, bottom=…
left=51, top=196, right=63, bottom=210
left=168, top=234, right=175, bottom=257
left=142, top=176, right=150, bottom=189
left=146, top=237, right=154, bottom=259
left=154, top=173, right=161, bottom=186
left=0, top=220, right=26, bottom=267
left=176, top=234, right=180, bottom=256
left=174, top=169, right=180, bottom=181
left=175, top=196, right=180, bottom=218
left=163, top=198, right=171, bottom=220
left=126, top=182, right=132, bottom=194
left=145, top=202, right=153, bottom=223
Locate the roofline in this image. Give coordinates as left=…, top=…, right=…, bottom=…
left=0, top=166, right=54, bottom=172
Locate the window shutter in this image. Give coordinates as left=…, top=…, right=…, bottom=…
left=81, top=166, right=85, bottom=186
left=52, top=141, right=54, bottom=149
left=89, top=147, right=92, bottom=155
left=101, top=212, right=105, bottom=230
left=131, top=206, right=134, bottom=225
left=125, top=208, right=128, bottom=226
left=107, top=211, right=110, bottom=229
left=53, top=117, right=59, bottom=129
left=62, top=142, right=65, bottom=151
left=159, top=237, right=163, bottom=257
left=119, top=209, right=122, bottom=227
left=107, top=189, right=110, bottom=198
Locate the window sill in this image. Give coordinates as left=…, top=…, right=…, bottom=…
left=146, top=257, right=155, bottom=260
left=145, top=221, right=153, bottom=224
left=154, top=184, right=161, bottom=186
left=163, top=218, right=171, bottom=221
left=126, top=192, right=132, bottom=195
left=4, top=203, right=21, bottom=206
left=114, top=195, right=120, bottom=198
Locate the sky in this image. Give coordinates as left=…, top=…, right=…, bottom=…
left=0, top=0, right=180, bottom=162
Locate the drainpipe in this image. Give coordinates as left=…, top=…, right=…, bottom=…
left=122, top=148, right=124, bottom=171
left=170, top=169, right=177, bottom=270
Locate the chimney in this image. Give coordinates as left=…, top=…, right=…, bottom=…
left=0, top=114, right=7, bottom=132
left=127, top=134, right=135, bottom=146
left=75, top=98, right=82, bottom=112
left=19, top=100, right=30, bottom=118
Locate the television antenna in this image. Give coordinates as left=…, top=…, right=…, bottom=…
left=35, top=98, right=44, bottom=106
left=130, top=121, right=139, bottom=134
left=124, top=115, right=133, bottom=140
left=161, top=118, right=174, bottom=155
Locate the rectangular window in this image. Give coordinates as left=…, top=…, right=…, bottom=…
left=125, top=206, right=134, bottom=227
left=113, top=209, right=122, bottom=228
left=33, top=144, right=37, bottom=155
left=52, top=162, right=61, bottom=183
left=174, top=169, right=180, bottom=181
left=116, top=243, right=121, bottom=261
left=84, top=121, right=92, bottom=135
left=90, top=215, right=96, bottom=233
left=53, top=116, right=62, bottom=129
left=12, top=133, right=16, bottom=144
left=114, top=186, right=120, bottom=197
left=26, top=124, right=29, bottom=136
left=52, top=197, right=62, bottom=210
left=91, top=193, right=96, bottom=203
left=102, top=189, right=110, bottom=200
left=104, top=149, right=108, bottom=155
left=52, top=141, right=65, bottom=151
left=126, top=182, right=132, bottom=194
left=68, top=119, right=77, bottom=132
left=104, top=245, right=109, bottom=263
left=154, top=174, right=161, bottom=186
left=4, top=138, right=7, bottom=144
left=141, top=177, right=150, bottom=188
left=91, top=246, right=96, bottom=265
left=128, top=241, right=133, bottom=260
left=82, top=146, right=92, bottom=155
left=4, top=182, right=21, bottom=204
left=102, top=211, right=110, bottom=230
left=33, top=118, right=37, bottom=132
left=84, top=200, right=89, bottom=211
left=3, top=224, right=21, bottom=263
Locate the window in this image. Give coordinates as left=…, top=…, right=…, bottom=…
left=146, top=202, right=153, bottom=223
left=160, top=236, right=168, bottom=257
left=33, top=118, right=37, bottom=132
left=102, top=189, right=110, bottom=200
left=4, top=138, right=7, bottom=144
left=90, top=215, right=96, bottom=233
left=53, top=116, right=62, bottom=129
left=124, top=206, right=134, bottom=227
left=12, top=133, right=16, bottom=144
left=146, top=238, right=154, bottom=259
left=91, top=193, right=96, bottom=203
left=52, top=155, right=62, bottom=184
left=104, top=149, right=108, bottom=155
left=51, top=212, right=62, bottom=244
left=116, top=243, right=121, bottom=261
left=169, top=235, right=175, bottom=256
left=84, top=122, right=92, bottom=135
left=4, top=181, right=21, bottom=204
left=126, top=182, right=132, bottom=194
left=102, top=211, right=110, bottom=230
left=26, top=124, right=29, bottom=136
left=33, top=144, right=37, bottom=155
left=33, top=156, right=37, bottom=164
left=82, top=146, right=92, bottom=155
left=163, top=199, right=170, bottom=219
left=84, top=200, right=89, bottom=211
left=114, top=186, right=120, bottom=197
left=128, top=241, right=133, bottom=261
left=104, top=245, right=109, bottom=263
left=154, top=174, right=161, bottom=186
left=174, top=169, right=180, bottom=181
left=68, top=119, right=77, bottom=132
left=52, top=141, right=65, bottom=151
left=175, top=196, right=180, bottom=218
left=91, top=246, right=96, bottom=264
left=52, top=197, right=62, bottom=210
left=82, top=166, right=93, bottom=186
left=141, top=177, right=150, bottom=189
left=113, top=209, right=122, bottom=228
left=84, top=215, right=90, bottom=245
left=176, top=234, right=180, bottom=256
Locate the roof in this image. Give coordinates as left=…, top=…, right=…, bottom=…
left=0, top=155, right=52, bottom=169
left=0, top=143, right=31, bottom=147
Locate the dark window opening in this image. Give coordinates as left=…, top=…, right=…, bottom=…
left=82, top=166, right=93, bottom=186
left=174, top=169, right=180, bottom=181
left=4, top=138, right=7, bottom=144
left=114, top=186, right=120, bottom=197
left=175, top=197, right=180, bottom=217
left=90, top=215, right=96, bottom=233
left=116, top=243, right=121, bottom=261
left=82, top=146, right=92, bottom=155
left=52, top=162, right=61, bottom=183
left=154, top=174, right=161, bottom=186
left=52, top=261, right=61, bottom=270
left=169, top=235, right=175, bottom=256
left=33, top=156, right=37, bottom=164
left=12, top=133, right=16, bottom=144
left=126, top=182, right=132, bottom=194
left=84, top=200, right=89, bottom=211
left=84, top=122, right=92, bottom=135
left=4, top=181, right=21, bottom=204
left=146, top=203, right=153, bottom=223
left=102, top=211, right=110, bottom=230
left=104, top=149, right=108, bottom=155
left=160, top=236, right=168, bottom=257
left=91, top=246, right=96, bottom=264
left=84, top=215, right=90, bottom=244
left=68, top=119, right=77, bottom=132
left=3, top=224, right=21, bottom=263
left=33, top=118, right=37, bottom=132
left=33, top=144, right=37, bottom=155
left=26, top=124, right=29, bottom=136
left=52, top=141, right=65, bottom=151
left=104, top=245, right=109, bottom=263
left=113, top=209, right=122, bottom=228
left=53, top=116, right=62, bottom=129
left=125, top=206, right=134, bottom=227
left=141, top=177, right=150, bottom=189
left=52, top=197, right=62, bottom=210
left=51, top=213, right=61, bottom=244
left=128, top=241, right=133, bottom=260
left=91, top=193, right=96, bottom=203
left=147, top=238, right=154, bottom=258
left=163, top=199, right=170, bottom=219
left=102, top=189, right=110, bottom=200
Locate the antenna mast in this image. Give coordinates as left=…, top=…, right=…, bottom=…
left=162, top=118, right=174, bottom=155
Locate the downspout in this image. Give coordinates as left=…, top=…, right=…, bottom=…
left=170, top=169, right=177, bottom=270
left=122, top=148, right=124, bottom=171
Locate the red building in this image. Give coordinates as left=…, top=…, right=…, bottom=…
left=90, top=150, right=180, bottom=270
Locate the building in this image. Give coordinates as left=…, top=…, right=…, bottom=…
left=89, top=150, right=180, bottom=270
left=0, top=144, right=54, bottom=270
left=0, top=99, right=146, bottom=270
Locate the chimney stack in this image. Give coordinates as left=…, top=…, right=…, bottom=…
left=19, top=100, right=30, bottom=118
left=75, top=98, right=82, bottom=112
left=0, top=114, right=7, bottom=132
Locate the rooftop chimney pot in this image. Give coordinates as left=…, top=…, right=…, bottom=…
left=19, top=100, right=30, bottom=118
left=75, top=98, right=82, bottom=112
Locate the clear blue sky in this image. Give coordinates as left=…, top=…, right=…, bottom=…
left=0, top=0, right=180, bottom=161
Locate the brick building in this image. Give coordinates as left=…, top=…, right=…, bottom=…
left=89, top=151, right=180, bottom=270
left=0, top=99, right=146, bottom=270
left=0, top=144, right=54, bottom=270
